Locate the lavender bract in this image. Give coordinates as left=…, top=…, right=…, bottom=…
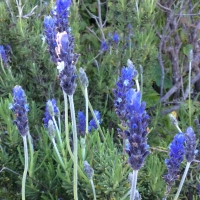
left=164, top=133, right=185, bottom=186
left=185, top=127, right=197, bottom=162
left=10, top=86, right=29, bottom=137
left=125, top=89, right=150, bottom=170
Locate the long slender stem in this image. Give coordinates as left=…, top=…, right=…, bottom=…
left=27, top=131, right=34, bottom=180
left=52, top=116, right=67, bottom=165
left=22, top=136, right=28, bottom=200
left=188, top=59, right=192, bottom=126
left=52, top=116, right=62, bottom=145
left=90, top=179, right=96, bottom=200
left=52, top=138, right=65, bottom=169
left=85, top=87, right=89, bottom=135
left=130, top=170, right=138, bottom=200
left=68, top=95, right=78, bottom=200
left=63, top=92, right=88, bottom=181
left=174, top=162, right=191, bottom=200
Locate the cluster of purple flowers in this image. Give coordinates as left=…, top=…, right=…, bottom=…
left=100, top=32, right=120, bottom=52
left=44, top=0, right=79, bottom=95
left=164, top=127, right=198, bottom=186
left=113, top=60, right=137, bottom=124
left=114, top=60, right=150, bottom=170
left=10, top=86, right=29, bottom=137
left=0, top=45, right=11, bottom=66
left=77, top=110, right=102, bottom=136
left=164, top=133, right=185, bottom=186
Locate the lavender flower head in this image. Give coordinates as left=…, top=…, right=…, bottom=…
left=43, top=16, right=57, bottom=63
left=100, top=40, right=109, bottom=52
left=0, top=45, right=11, bottom=66
left=56, top=31, right=80, bottom=95
left=43, top=0, right=72, bottom=64
left=77, top=110, right=102, bottom=135
left=88, top=110, right=102, bottom=132
left=113, top=59, right=138, bottom=123
left=10, top=86, right=29, bottom=137
left=43, top=99, right=59, bottom=128
left=113, top=32, right=119, bottom=44
left=164, top=133, right=185, bottom=186
left=125, top=89, right=150, bottom=170
left=77, top=111, right=86, bottom=136
left=185, top=127, right=198, bottom=162
left=79, top=67, right=89, bottom=88
left=52, top=0, right=72, bottom=33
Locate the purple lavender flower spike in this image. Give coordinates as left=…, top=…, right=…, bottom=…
left=0, top=45, right=10, bottom=65
left=77, top=111, right=86, bottom=136
left=185, top=127, right=198, bottom=162
left=56, top=31, right=79, bottom=95
left=100, top=40, right=108, bottom=52
left=164, top=133, right=185, bottom=186
left=10, top=86, right=29, bottom=137
left=52, top=0, right=72, bottom=33
left=113, top=32, right=119, bottom=44
left=88, top=110, right=102, bottom=132
left=113, top=61, right=138, bottom=123
left=125, top=89, right=150, bottom=170
left=43, top=99, right=59, bottom=128
left=43, top=16, right=58, bottom=64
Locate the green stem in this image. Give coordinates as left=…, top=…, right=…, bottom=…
left=68, top=95, right=78, bottom=200
left=52, top=116, right=62, bottom=146
left=52, top=138, right=65, bottom=170
left=22, top=136, right=28, bottom=200
left=85, top=87, right=89, bottom=135
left=90, top=179, right=96, bottom=200
left=76, top=69, right=105, bottom=140
left=52, top=116, right=67, bottom=165
left=63, top=92, right=88, bottom=181
left=188, top=59, right=192, bottom=126
left=130, top=170, right=138, bottom=200
left=27, top=132, right=34, bottom=180
left=174, top=162, right=191, bottom=200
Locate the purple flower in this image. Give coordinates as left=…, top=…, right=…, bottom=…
left=43, top=0, right=72, bottom=64
left=185, top=127, right=198, bottom=162
left=0, top=45, right=10, bottom=65
left=10, top=86, right=29, bottom=137
left=56, top=31, right=79, bottom=95
left=125, top=89, right=150, bottom=170
left=100, top=40, right=108, bottom=52
left=89, top=110, right=102, bottom=132
left=52, top=0, right=72, bottom=33
left=113, top=32, right=119, bottom=44
left=113, top=59, right=138, bottom=123
left=77, top=110, right=102, bottom=135
left=43, top=16, right=58, bottom=63
left=164, top=133, right=185, bottom=186
left=43, top=99, right=59, bottom=128
left=77, top=111, right=86, bottom=136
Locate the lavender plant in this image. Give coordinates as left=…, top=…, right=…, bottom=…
left=114, top=60, right=150, bottom=200
left=9, top=85, right=30, bottom=200
left=163, top=133, right=185, bottom=200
